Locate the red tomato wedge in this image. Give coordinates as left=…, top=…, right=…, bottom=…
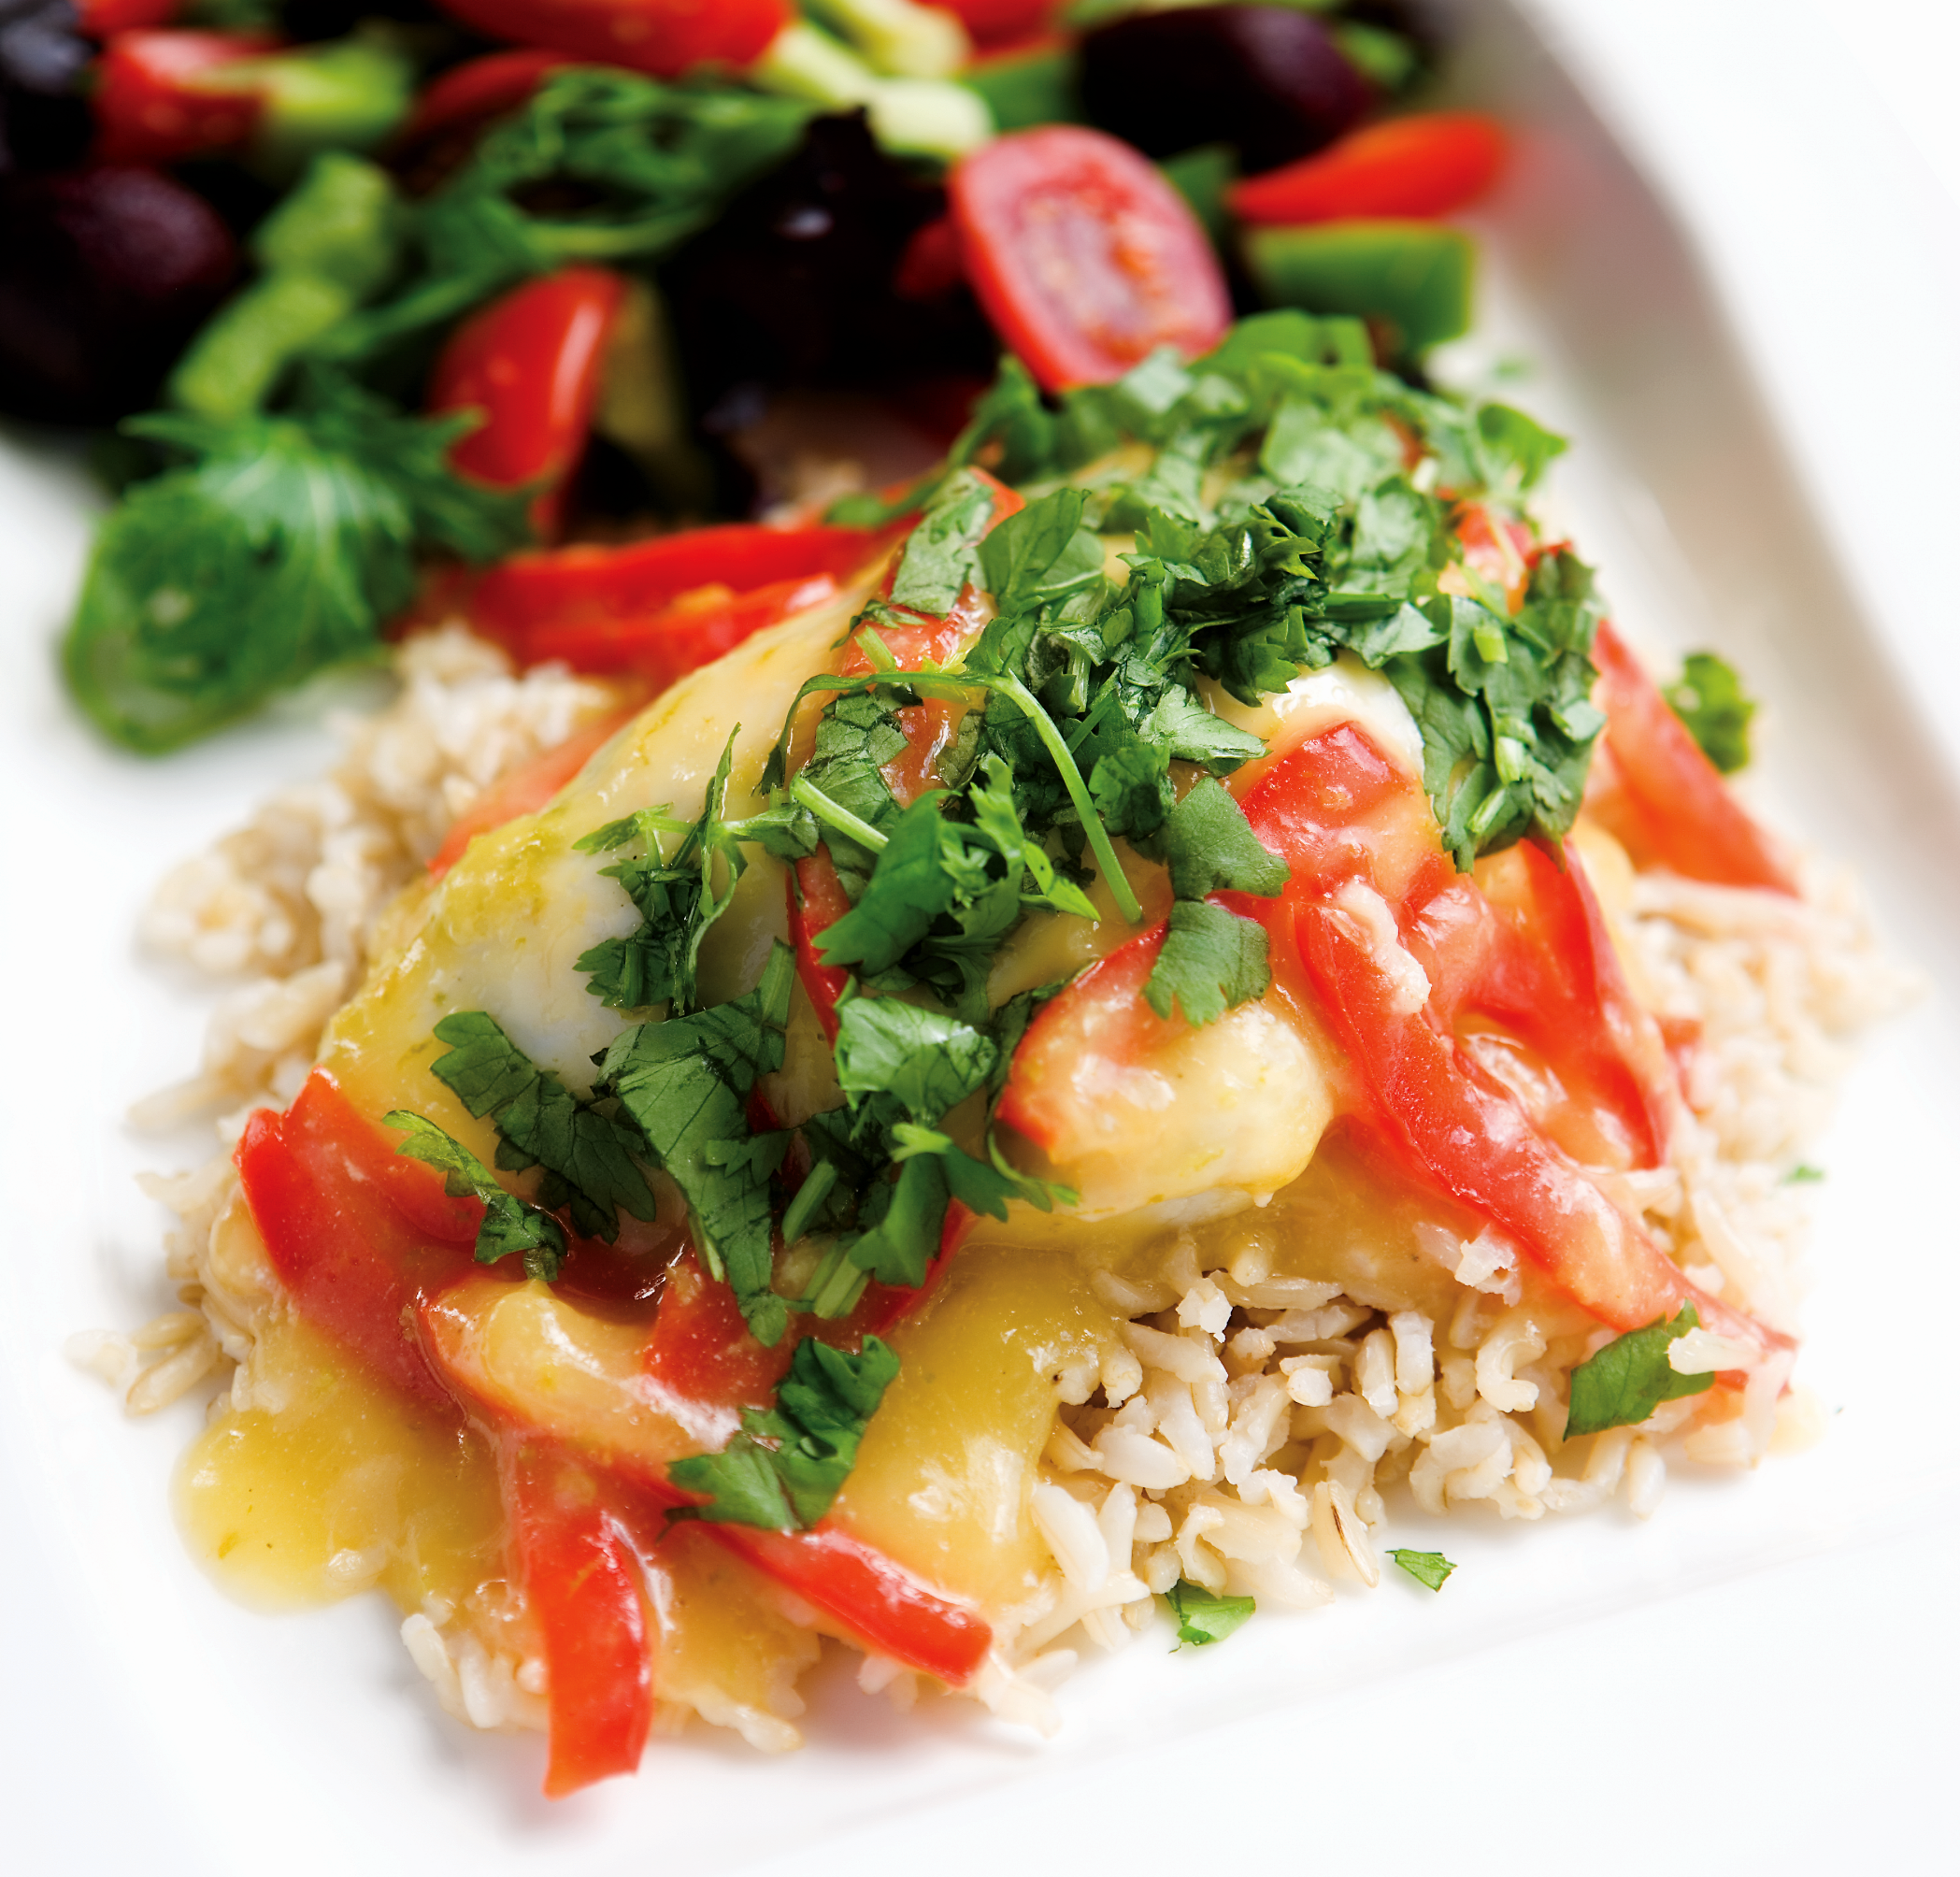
left=234, top=1070, right=479, bottom=1409
left=429, top=0, right=787, bottom=79
left=1228, top=112, right=1509, bottom=227
left=92, top=30, right=275, bottom=165
left=428, top=265, right=627, bottom=540
left=506, top=1442, right=654, bottom=1798
left=429, top=707, right=636, bottom=878
left=1588, top=623, right=1798, bottom=895
left=949, top=125, right=1233, bottom=391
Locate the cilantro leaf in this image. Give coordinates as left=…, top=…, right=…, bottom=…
left=426, top=1011, right=655, bottom=1242
left=1142, top=777, right=1289, bottom=900
left=1475, top=402, right=1567, bottom=492
left=1143, top=899, right=1272, bottom=1026
left=1564, top=1304, right=1715, bottom=1439
left=888, top=468, right=997, bottom=617
left=597, top=942, right=796, bottom=1344
left=1783, top=1163, right=1824, bottom=1185
left=975, top=487, right=1106, bottom=614
left=382, top=1110, right=567, bottom=1282
left=667, top=1334, right=900, bottom=1531
left=815, top=792, right=968, bottom=975
left=1387, top=1548, right=1456, bottom=1591
left=1664, top=651, right=1756, bottom=774
left=64, top=370, right=529, bottom=752
left=1166, top=1579, right=1255, bottom=1648
left=833, top=996, right=998, bottom=1121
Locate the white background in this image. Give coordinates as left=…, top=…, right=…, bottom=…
left=3, top=2, right=1957, bottom=1870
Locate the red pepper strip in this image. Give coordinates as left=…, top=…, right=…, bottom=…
left=467, top=522, right=898, bottom=670
left=234, top=1069, right=479, bottom=1409
left=505, top=1440, right=654, bottom=1798
left=710, top=1522, right=991, bottom=1687
left=428, top=706, right=637, bottom=878
left=1295, top=897, right=1789, bottom=1360
left=394, top=47, right=566, bottom=149
left=92, top=30, right=277, bottom=165
left=427, top=265, right=628, bottom=542
left=1227, top=112, right=1509, bottom=228
left=522, top=573, right=843, bottom=683
left=427, top=0, right=788, bottom=79
left=1588, top=623, right=1797, bottom=895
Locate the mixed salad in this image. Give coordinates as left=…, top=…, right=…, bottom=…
left=0, top=0, right=1521, bottom=749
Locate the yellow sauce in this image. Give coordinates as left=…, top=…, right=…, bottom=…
left=831, top=1238, right=1120, bottom=1614
left=177, top=1312, right=504, bottom=1615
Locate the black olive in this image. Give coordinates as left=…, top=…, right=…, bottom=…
left=0, top=165, right=238, bottom=425
left=1080, top=4, right=1374, bottom=176
left=659, top=111, right=997, bottom=427
left=0, top=0, right=91, bottom=175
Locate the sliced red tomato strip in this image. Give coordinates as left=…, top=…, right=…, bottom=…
left=949, top=124, right=1233, bottom=391
left=1420, top=840, right=1673, bottom=1168
left=1227, top=111, right=1508, bottom=227
left=234, top=1069, right=479, bottom=1408
left=788, top=851, right=853, bottom=1044
left=1296, top=898, right=1788, bottom=1359
left=1588, top=623, right=1797, bottom=895
left=429, top=707, right=636, bottom=878
left=507, top=1441, right=654, bottom=1798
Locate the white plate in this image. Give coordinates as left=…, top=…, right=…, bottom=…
left=4, top=3, right=1957, bottom=1867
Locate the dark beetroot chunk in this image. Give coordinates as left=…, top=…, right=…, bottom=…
left=1080, top=4, right=1374, bottom=175
left=0, top=166, right=238, bottom=424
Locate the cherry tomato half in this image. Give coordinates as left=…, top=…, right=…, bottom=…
left=949, top=124, right=1233, bottom=392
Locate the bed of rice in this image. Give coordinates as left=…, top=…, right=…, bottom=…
left=70, top=623, right=1915, bottom=1744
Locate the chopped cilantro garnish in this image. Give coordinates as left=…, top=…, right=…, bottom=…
left=1783, top=1163, right=1824, bottom=1185
left=1387, top=1547, right=1456, bottom=1591
left=1664, top=651, right=1755, bottom=775
left=1564, top=1304, right=1715, bottom=1439
left=665, top=1334, right=900, bottom=1532
left=382, top=1110, right=567, bottom=1282
left=427, top=1010, right=655, bottom=1242
left=597, top=942, right=797, bottom=1344
left=1166, top=1579, right=1255, bottom=1648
